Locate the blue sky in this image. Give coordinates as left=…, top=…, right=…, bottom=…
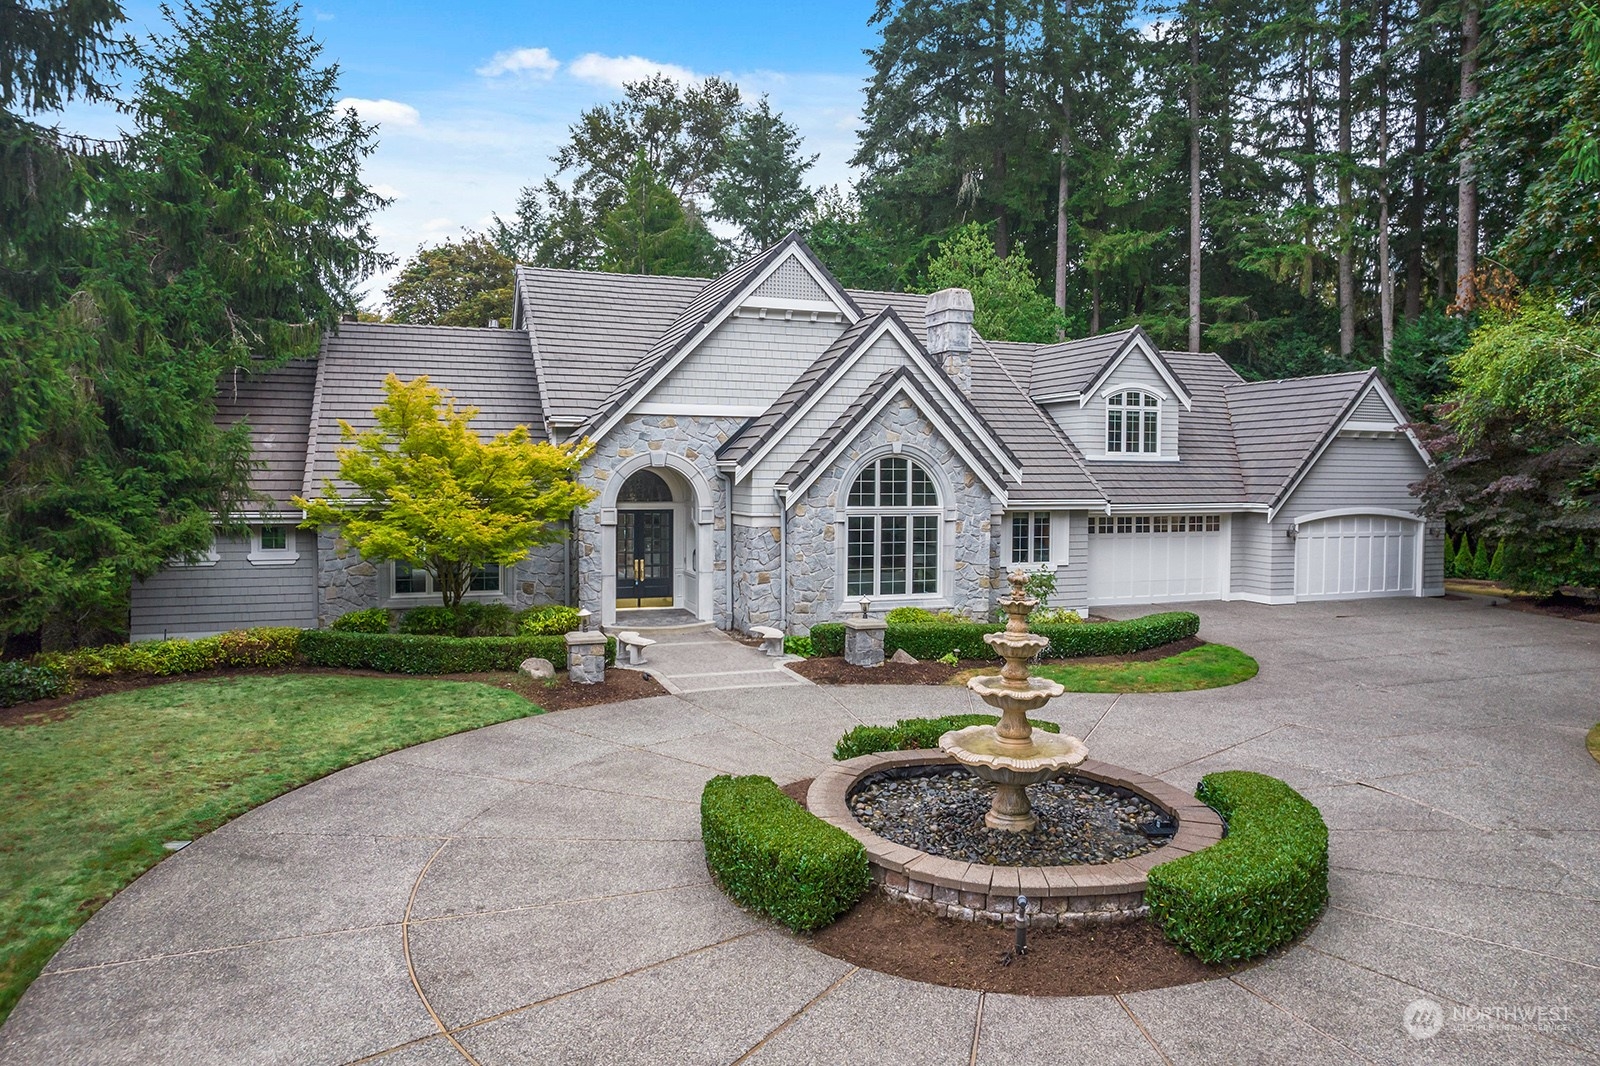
left=52, top=0, right=884, bottom=305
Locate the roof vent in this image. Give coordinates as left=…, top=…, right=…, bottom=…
left=487, top=318, right=500, bottom=329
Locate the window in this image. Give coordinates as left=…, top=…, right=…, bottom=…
left=247, top=525, right=298, bottom=566
left=845, top=457, right=940, bottom=597
left=1088, top=514, right=1221, bottom=535
left=392, top=562, right=501, bottom=597
left=1010, top=512, right=1051, bottom=564
left=1106, top=390, right=1161, bottom=454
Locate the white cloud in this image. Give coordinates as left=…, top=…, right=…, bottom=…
left=476, top=46, right=560, bottom=80
left=568, top=53, right=699, bottom=89
left=370, top=183, right=405, bottom=201
left=336, top=97, right=421, bottom=129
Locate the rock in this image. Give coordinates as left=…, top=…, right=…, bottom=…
left=890, top=648, right=919, bottom=665
left=519, top=657, right=555, bottom=680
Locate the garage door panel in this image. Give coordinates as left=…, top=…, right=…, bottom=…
left=1295, top=515, right=1416, bottom=599
left=1087, top=515, right=1226, bottom=605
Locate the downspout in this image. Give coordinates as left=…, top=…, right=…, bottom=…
left=720, top=472, right=734, bottom=630
left=775, top=488, right=789, bottom=632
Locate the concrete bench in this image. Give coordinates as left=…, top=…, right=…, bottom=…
left=616, top=630, right=656, bottom=665
left=749, top=625, right=785, bottom=657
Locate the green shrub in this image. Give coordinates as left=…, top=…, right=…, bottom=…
left=398, top=606, right=459, bottom=636
left=214, top=628, right=301, bottom=668
left=1488, top=539, right=1506, bottom=581
left=783, top=635, right=815, bottom=657
left=0, top=661, right=73, bottom=707
left=885, top=622, right=997, bottom=661
left=1035, top=611, right=1199, bottom=658
left=55, top=637, right=225, bottom=677
left=885, top=606, right=936, bottom=624
left=1442, top=533, right=1458, bottom=577
left=1451, top=535, right=1471, bottom=578
left=400, top=603, right=521, bottom=637
left=1145, top=771, right=1329, bottom=964
left=809, top=623, right=845, bottom=656
left=518, top=604, right=582, bottom=635
left=833, top=713, right=1061, bottom=760
left=1472, top=537, right=1492, bottom=580
left=700, top=774, right=870, bottom=932
left=297, top=630, right=614, bottom=674
left=331, top=608, right=390, bottom=634
left=1030, top=606, right=1082, bottom=625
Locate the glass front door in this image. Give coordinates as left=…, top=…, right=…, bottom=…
left=617, top=509, right=674, bottom=608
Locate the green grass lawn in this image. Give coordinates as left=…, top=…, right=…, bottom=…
left=0, top=674, right=538, bottom=1026
left=1588, top=722, right=1600, bottom=766
left=1028, top=644, right=1259, bottom=693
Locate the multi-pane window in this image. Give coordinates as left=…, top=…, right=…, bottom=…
left=846, top=457, right=940, bottom=597
left=1106, top=390, right=1161, bottom=454
left=393, top=563, right=501, bottom=596
left=259, top=526, right=288, bottom=551
left=1089, top=514, right=1221, bottom=535
left=1010, top=512, right=1051, bottom=564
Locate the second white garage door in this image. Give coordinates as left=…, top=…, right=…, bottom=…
left=1294, top=514, right=1418, bottom=599
left=1086, top=515, right=1228, bottom=605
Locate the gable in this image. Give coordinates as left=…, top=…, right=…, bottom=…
left=642, top=312, right=845, bottom=414
left=751, top=257, right=832, bottom=305
left=1081, top=331, right=1192, bottom=410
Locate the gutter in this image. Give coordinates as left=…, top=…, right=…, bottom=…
left=775, top=488, right=789, bottom=633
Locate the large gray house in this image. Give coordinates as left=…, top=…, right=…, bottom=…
left=129, top=235, right=1442, bottom=640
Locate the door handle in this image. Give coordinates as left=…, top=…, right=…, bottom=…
left=634, top=558, right=645, bottom=582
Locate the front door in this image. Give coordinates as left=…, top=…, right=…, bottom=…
left=617, top=509, right=674, bottom=608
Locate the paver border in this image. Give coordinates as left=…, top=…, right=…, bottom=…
left=806, top=750, right=1224, bottom=926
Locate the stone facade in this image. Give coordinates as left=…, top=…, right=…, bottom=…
left=317, top=529, right=379, bottom=627
left=730, top=522, right=780, bottom=631
left=787, top=395, right=997, bottom=631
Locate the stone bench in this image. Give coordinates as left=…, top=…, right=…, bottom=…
left=615, top=630, right=656, bottom=665
left=749, top=625, right=785, bottom=657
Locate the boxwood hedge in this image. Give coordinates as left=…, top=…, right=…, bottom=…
left=833, top=713, right=1061, bottom=761
left=0, top=661, right=73, bottom=708
left=701, top=774, right=870, bottom=932
left=297, top=630, right=614, bottom=674
left=805, top=611, right=1199, bottom=662
left=1145, top=771, right=1329, bottom=963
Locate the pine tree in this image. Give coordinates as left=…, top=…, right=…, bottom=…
left=1488, top=539, right=1506, bottom=581
left=1443, top=532, right=1457, bottom=576
left=711, top=96, right=817, bottom=253
left=1471, top=533, right=1492, bottom=579
left=600, top=154, right=723, bottom=277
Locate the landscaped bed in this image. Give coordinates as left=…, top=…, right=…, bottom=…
left=0, top=670, right=655, bottom=1026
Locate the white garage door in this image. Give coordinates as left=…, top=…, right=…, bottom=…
left=1086, top=515, right=1227, bottom=605
left=1294, top=514, right=1417, bottom=599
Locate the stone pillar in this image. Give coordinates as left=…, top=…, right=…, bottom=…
left=565, top=630, right=607, bottom=684
left=843, top=616, right=888, bottom=668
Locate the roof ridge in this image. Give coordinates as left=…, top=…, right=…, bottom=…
left=972, top=336, right=1107, bottom=504
left=1223, top=367, right=1376, bottom=391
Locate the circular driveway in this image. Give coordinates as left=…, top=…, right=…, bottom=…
left=1, top=597, right=1597, bottom=1065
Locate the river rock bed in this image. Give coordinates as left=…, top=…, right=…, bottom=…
left=848, top=767, right=1170, bottom=867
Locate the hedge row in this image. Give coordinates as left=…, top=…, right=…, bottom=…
left=833, top=713, right=1061, bottom=761
left=45, top=627, right=303, bottom=678
left=298, top=630, right=614, bottom=674
left=0, top=661, right=73, bottom=707
left=701, top=774, right=870, bottom=932
left=1145, top=771, right=1329, bottom=963
left=806, top=611, right=1199, bottom=662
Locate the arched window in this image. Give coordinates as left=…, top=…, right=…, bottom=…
left=845, top=457, right=940, bottom=597
left=1106, top=390, right=1160, bottom=454
left=618, top=469, right=672, bottom=503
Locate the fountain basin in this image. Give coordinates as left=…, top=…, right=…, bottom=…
left=962, top=675, right=1064, bottom=716
left=806, top=749, right=1226, bottom=926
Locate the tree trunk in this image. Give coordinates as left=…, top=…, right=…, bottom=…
left=1055, top=125, right=1070, bottom=315
left=1456, top=0, right=1479, bottom=312
left=1405, top=18, right=1428, bottom=325
left=1337, top=0, right=1355, bottom=358
left=1377, top=0, right=1395, bottom=358
left=1300, top=33, right=1317, bottom=299
left=1187, top=6, right=1202, bottom=353
left=993, top=0, right=1011, bottom=258
left=1091, top=270, right=1101, bottom=335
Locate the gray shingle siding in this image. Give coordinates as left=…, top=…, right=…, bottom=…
left=1281, top=435, right=1429, bottom=518
left=130, top=529, right=317, bottom=640
left=215, top=359, right=316, bottom=508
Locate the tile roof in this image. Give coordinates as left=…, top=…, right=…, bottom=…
left=1225, top=368, right=1376, bottom=505
left=969, top=341, right=1105, bottom=506
left=304, top=322, right=545, bottom=495
left=214, top=358, right=316, bottom=508
left=1030, top=329, right=1136, bottom=397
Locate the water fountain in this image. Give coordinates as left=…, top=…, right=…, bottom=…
left=939, top=570, right=1088, bottom=832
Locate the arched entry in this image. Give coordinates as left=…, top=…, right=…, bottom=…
left=616, top=470, right=674, bottom=608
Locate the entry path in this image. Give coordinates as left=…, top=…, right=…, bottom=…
left=611, top=621, right=810, bottom=695
left=3, top=597, right=1599, bottom=1065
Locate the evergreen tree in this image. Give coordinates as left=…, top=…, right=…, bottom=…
left=803, top=185, right=904, bottom=291
left=711, top=96, right=817, bottom=253
left=1442, top=531, right=1457, bottom=576
left=386, top=234, right=514, bottom=327
left=925, top=223, right=1066, bottom=341
left=599, top=153, right=723, bottom=277
left=1471, top=533, right=1492, bottom=578
left=1488, top=538, right=1506, bottom=580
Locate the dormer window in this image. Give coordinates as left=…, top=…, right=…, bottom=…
left=1106, top=390, right=1160, bottom=454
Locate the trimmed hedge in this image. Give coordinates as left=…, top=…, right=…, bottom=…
left=701, top=774, right=870, bottom=932
left=297, top=629, right=615, bottom=674
left=809, top=623, right=845, bottom=656
left=399, top=602, right=519, bottom=637
left=807, top=611, right=1196, bottom=662
left=1145, top=771, right=1329, bottom=963
left=332, top=608, right=390, bottom=633
left=0, top=661, right=73, bottom=708
left=833, top=713, right=1060, bottom=760
left=518, top=604, right=582, bottom=636
left=45, top=627, right=303, bottom=679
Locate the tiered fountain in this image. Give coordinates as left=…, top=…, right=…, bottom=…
left=940, top=571, right=1089, bottom=832
left=807, top=568, right=1225, bottom=927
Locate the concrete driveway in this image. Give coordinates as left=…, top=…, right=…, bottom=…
left=2, top=596, right=1597, bottom=1065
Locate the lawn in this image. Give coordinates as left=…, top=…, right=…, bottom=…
left=0, top=674, right=538, bottom=1026
left=1588, top=722, right=1600, bottom=766
left=1029, top=644, right=1259, bottom=693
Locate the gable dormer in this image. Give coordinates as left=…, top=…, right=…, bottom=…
left=1032, top=329, right=1189, bottom=462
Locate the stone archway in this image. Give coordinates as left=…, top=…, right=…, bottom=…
left=595, top=454, right=716, bottom=626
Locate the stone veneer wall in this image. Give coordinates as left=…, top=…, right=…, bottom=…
left=573, top=415, right=743, bottom=624
left=786, top=395, right=998, bottom=631
left=731, top=523, right=780, bottom=631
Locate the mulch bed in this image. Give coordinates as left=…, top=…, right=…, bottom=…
left=1450, top=580, right=1600, bottom=624
left=785, top=636, right=1207, bottom=686
left=0, top=664, right=664, bottom=729
left=779, top=776, right=1247, bottom=995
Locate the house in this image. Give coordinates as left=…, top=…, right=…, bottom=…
left=128, top=235, right=1442, bottom=640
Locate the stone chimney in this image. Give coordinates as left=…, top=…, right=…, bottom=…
left=925, top=288, right=974, bottom=393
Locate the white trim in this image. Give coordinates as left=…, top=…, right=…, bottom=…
left=1225, top=591, right=1298, bottom=605
left=782, top=380, right=1011, bottom=503
left=247, top=524, right=300, bottom=566
left=733, top=299, right=846, bottom=318
left=1341, top=421, right=1402, bottom=434
left=1086, top=454, right=1181, bottom=463
left=1270, top=375, right=1432, bottom=520
left=588, top=246, right=861, bottom=444
left=635, top=402, right=766, bottom=417
left=591, top=451, right=716, bottom=627
left=1097, top=380, right=1168, bottom=401
left=1033, top=392, right=1083, bottom=405
left=1290, top=509, right=1427, bottom=599
left=1079, top=333, right=1193, bottom=411
left=381, top=561, right=507, bottom=605
left=1290, top=506, right=1422, bottom=527
left=1105, top=503, right=1269, bottom=514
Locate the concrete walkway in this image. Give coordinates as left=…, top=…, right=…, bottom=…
left=3, top=596, right=1599, bottom=1065
left=611, top=622, right=809, bottom=696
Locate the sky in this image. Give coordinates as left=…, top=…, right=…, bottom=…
left=49, top=0, right=884, bottom=307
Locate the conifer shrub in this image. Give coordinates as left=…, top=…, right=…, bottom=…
left=1472, top=537, right=1492, bottom=579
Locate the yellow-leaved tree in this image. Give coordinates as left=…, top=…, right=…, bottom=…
left=294, top=375, right=596, bottom=607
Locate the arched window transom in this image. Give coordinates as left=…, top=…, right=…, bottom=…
left=1106, top=390, right=1160, bottom=454
left=845, top=457, right=940, bottom=597
left=618, top=469, right=673, bottom=503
